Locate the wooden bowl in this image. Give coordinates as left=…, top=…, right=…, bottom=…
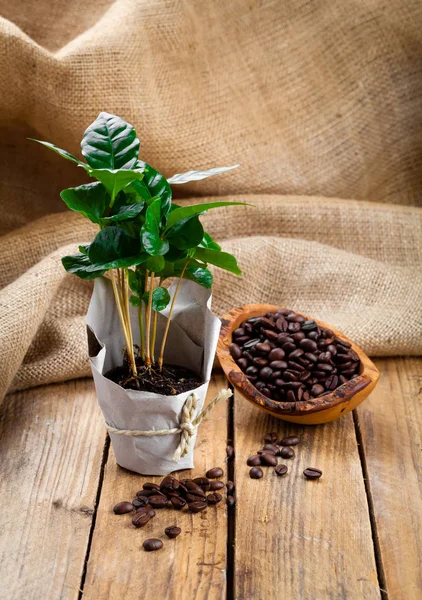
left=217, top=304, right=380, bottom=424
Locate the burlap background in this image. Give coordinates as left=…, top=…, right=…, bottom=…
left=0, top=0, right=421, bottom=403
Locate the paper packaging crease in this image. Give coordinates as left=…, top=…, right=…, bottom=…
left=86, top=277, right=221, bottom=476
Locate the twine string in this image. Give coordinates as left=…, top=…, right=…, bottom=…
left=104, top=388, right=233, bottom=462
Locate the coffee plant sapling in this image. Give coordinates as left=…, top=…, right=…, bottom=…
left=32, top=112, right=246, bottom=386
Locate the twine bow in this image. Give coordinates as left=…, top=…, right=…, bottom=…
left=104, top=388, right=232, bottom=462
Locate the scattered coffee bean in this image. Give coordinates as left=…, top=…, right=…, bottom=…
left=263, top=443, right=279, bottom=454
left=279, top=435, right=300, bottom=446
left=149, top=495, right=169, bottom=508
left=260, top=452, right=278, bottom=466
left=247, top=454, right=262, bottom=466
left=113, top=501, right=134, bottom=515
left=226, top=481, right=235, bottom=495
left=206, top=467, right=224, bottom=479
left=275, top=464, right=288, bottom=476
left=249, top=467, right=264, bottom=479
left=209, top=480, right=225, bottom=491
left=227, top=495, right=236, bottom=508
left=143, top=539, right=163, bottom=552
left=226, top=445, right=235, bottom=461
left=143, top=483, right=160, bottom=491
left=303, top=467, right=323, bottom=479
left=207, top=492, right=223, bottom=505
left=264, top=432, right=278, bottom=444
left=193, top=477, right=210, bottom=491
left=189, top=501, right=208, bottom=513
left=132, top=511, right=151, bottom=528
left=280, top=447, right=295, bottom=459
left=171, top=497, right=186, bottom=510
left=132, top=498, right=146, bottom=509
left=165, top=526, right=181, bottom=539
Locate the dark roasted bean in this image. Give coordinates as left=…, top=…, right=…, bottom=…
left=275, top=464, right=288, bottom=476
left=327, top=344, right=337, bottom=355
left=335, top=337, right=351, bottom=348
left=280, top=446, right=295, bottom=459
left=288, top=360, right=305, bottom=372
left=311, top=383, right=325, bottom=397
left=235, top=336, right=251, bottom=344
left=137, top=490, right=154, bottom=497
left=143, top=483, right=161, bottom=491
left=264, top=431, right=278, bottom=444
left=260, top=452, right=278, bottom=466
left=317, top=363, right=334, bottom=372
left=143, top=539, right=163, bottom=552
left=299, top=370, right=311, bottom=382
left=261, top=387, right=272, bottom=398
left=303, top=390, right=310, bottom=401
left=270, top=370, right=282, bottom=380
left=165, top=526, right=181, bottom=539
left=282, top=342, right=296, bottom=353
left=249, top=467, right=263, bottom=479
left=300, top=338, right=318, bottom=352
left=318, top=352, right=332, bottom=362
left=286, top=390, right=296, bottom=402
left=269, top=360, right=288, bottom=370
left=246, top=366, right=258, bottom=376
left=260, top=367, right=273, bottom=379
left=288, top=322, right=301, bottom=332
left=113, top=501, right=134, bottom=515
left=227, top=495, right=236, bottom=508
left=207, top=492, right=223, bottom=505
left=189, top=501, right=208, bottom=513
left=283, top=371, right=298, bottom=382
left=237, top=358, right=248, bottom=370
left=256, top=342, right=271, bottom=353
left=289, top=348, right=304, bottom=360
left=253, top=357, right=269, bottom=367
left=308, top=331, right=319, bottom=341
left=209, top=480, right=225, bottom=491
left=269, top=347, right=286, bottom=361
left=132, top=511, right=151, bottom=528
left=304, top=352, right=318, bottom=363
left=206, top=467, right=223, bottom=479
left=229, top=343, right=242, bottom=360
left=339, top=375, right=348, bottom=384
left=280, top=435, right=300, bottom=446
left=275, top=317, right=288, bottom=331
left=193, top=477, right=210, bottom=491
left=171, top=496, right=187, bottom=510
left=301, top=320, right=317, bottom=331
left=325, top=374, right=339, bottom=390
left=263, top=443, right=279, bottom=454
left=132, top=498, right=146, bottom=509
left=340, top=368, right=358, bottom=377
left=338, top=361, right=353, bottom=371
left=233, top=327, right=246, bottom=338
left=227, top=481, right=235, bottom=495
left=243, top=338, right=261, bottom=349
left=303, top=467, right=323, bottom=480
left=263, top=328, right=279, bottom=340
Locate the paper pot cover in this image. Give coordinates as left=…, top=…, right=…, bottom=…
left=86, top=277, right=221, bottom=476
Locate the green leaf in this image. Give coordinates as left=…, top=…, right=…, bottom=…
left=86, top=168, right=144, bottom=200
left=78, top=244, right=90, bottom=255
left=28, top=139, right=83, bottom=166
left=152, top=287, right=171, bottom=311
left=129, top=295, right=142, bottom=307
left=60, top=182, right=108, bottom=223
left=166, top=215, right=204, bottom=250
left=185, top=266, right=213, bottom=288
left=146, top=255, right=165, bottom=272
left=141, top=163, right=172, bottom=219
left=88, top=226, right=146, bottom=269
left=128, top=269, right=141, bottom=293
left=100, top=201, right=145, bottom=223
left=166, top=201, right=248, bottom=229
left=141, top=197, right=170, bottom=256
left=194, top=247, right=242, bottom=275
left=81, top=112, right=140, bottom=170
left=200, top=232, right=221, bottom=251
left=167, top=165, right=239, bottom=184
left=62, top=253, right=106, bottom=280
left=164, top=245, right=189, bottom=262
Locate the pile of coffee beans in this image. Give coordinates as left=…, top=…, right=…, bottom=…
left=113, top=468, right=234, bottom=552
left=247, top=431, right=322, bottom=481
left=229, top=309, right=360, bottom=402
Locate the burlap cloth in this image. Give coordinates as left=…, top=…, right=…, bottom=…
left=0, top=0, right=421, bottom=403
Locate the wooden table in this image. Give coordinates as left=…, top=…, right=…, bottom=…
left=0, top=358, right=421, bottom=600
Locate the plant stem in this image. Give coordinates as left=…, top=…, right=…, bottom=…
left=110, top=270, right=137, bottom=376
left=150, top=278, right=162, bottom=364
left=138, top=304, right=145, bottom=360
left=158, top=260, right=189, bottom=371
left=123, top=268, right=136, bottom=374
left=144, top=271, right=155, bottom=367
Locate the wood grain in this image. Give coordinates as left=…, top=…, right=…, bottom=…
left=357, top=358, right=422, bottom=600
left=82, top=374, right=229, bottom=600
left=233, top=388, right=381, bottom=599
left=0, top=379, right=105, bottom=600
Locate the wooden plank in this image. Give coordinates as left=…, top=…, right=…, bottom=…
left=83, top=374, right=229, bottom=600
left=357, top=358, right=422, bottom=600
left=0, top=379, right=105, bottom=600
left=233, top=389, right=381, bottom=599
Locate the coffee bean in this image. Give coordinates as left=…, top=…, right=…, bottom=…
left=339, top=375, right=348, bottom=384
left=137, top=490, right=154, bottom=497
left=209, top=480, right=225, bottom=491
left=186, top=493, right=202, bottom=503
left=186, top=482, right=206, bottom=497
left=263, top=443, right=279, bottom=454
left=300, top=339, right=318, bottom=352
left=286, top=390, right=296, bottom=402
left=171, top=497, right=187, bottom=510
left=280, top=447, right=295, bottom=459
left=165, top=526, right=181, bottom=539
left=161, top=476, right=180, bottom=492
left=264, top=432, right=278, bottom=444
left=311, top=384, right=325, bottom=397
left=227, top=495, right=236, bottom=508
left=237, top=358, right=248, bottom=370
left=318, top=351, right=332, bottom=362
left=335, top=337, right=351, bottom=348
left=291, top=331, right=306, bottom=342
left=268, top=347, right=285, bottom=362
left=135, top=506, right=154, bottom=516
left=143, top=539, right=163, bottom=552
left=317, top=363, right=334, bottom=372
left=132, top=497, right=147, bottom=508
left=143, top=482, right=160, bottom=491
left=308, top=331, right=320, bottom=341
left=227, top=481, right=235, bottom=495
left=249, top=467, right=263, bottom=479
left=303, top=467, right=323, bottom=479
left=189, top=501, right=208, bottom=513
left=289, top=348, right=304, bottom=360
left=282, top=342, right=296, bottom=353
left=253, top=357, right=268, bottom=367
left=132, top=511, right=151, bottom=528
left=259, top=367, right=273, bottom=380
left=325, top=374, right=339, bottom=390
left=193, top=477, right=210, bottom=491
left=279, top=435, right=300, bottom=446
left=338, top=361, right=353, bottom=371
left=246, top=365, right=258, bottom=376
left=283, top=371, right=298, bottom=382
left=235, top=336, right=251, bottom=344
left=256, top=342, right=271, bottom=353
left=247, top=454, right=262, bottom=466
left=206, top=467, right=223, bottom=479
left=233, top=327, right=246, bottom=338
left=113, top=501, right=134, bottom=515
left=269, top=360, right=288, bottom=370
left=258, top=449, right=275, bottom=455
left=275, top=464, right=288, bottom=476
left=340, top=368, right=357, bottom=377
left=303, top=390, right=310, bottom=401
left=226, top=446, right=235, bottom=461
left=299, top=370, right=311, bottom=382
left=301, top=320, right=317, bottom=331
left=207, top=492, right=223, bottom=505
left=149, top=495, right=169, bottom=508
left=260, top=452, right=278, bottom=466
left=243, top=338, right=261, bottom=349
left=229, top=343, right=242, bottom=360
left=288, top=322, right=301, bottom=332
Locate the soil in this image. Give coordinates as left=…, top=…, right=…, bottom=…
left=105, top=357, right=202, bottom=395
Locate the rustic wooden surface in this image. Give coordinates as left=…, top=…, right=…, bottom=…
left=0, top=359, right=421, bottom=600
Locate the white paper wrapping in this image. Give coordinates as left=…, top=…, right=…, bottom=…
left=86, top=277, right=221, bottom=476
